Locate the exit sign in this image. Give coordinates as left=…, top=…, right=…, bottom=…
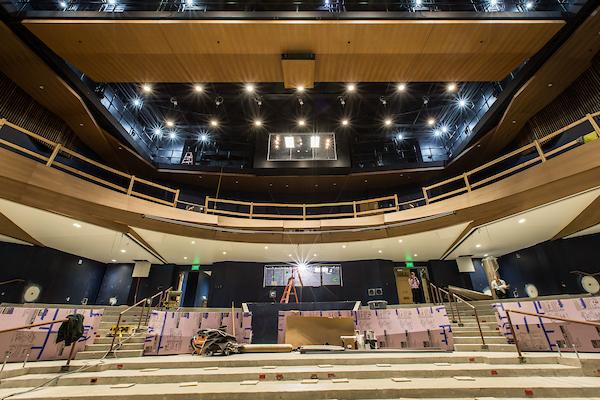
left=191, top=265, right=200, bottom=271
left=406, top=262, right=414, bottom=268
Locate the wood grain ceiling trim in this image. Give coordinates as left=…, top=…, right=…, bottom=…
left=552, top=193, right=600, bottom=240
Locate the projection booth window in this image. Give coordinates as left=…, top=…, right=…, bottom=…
left=267, top=133, right=337, bottom=161
left=263, top=264, right=342, bottom=287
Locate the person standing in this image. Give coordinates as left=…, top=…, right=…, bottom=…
left=491, top=275, right=509, bottom=299
left=408, top=271, right=422, bottom=304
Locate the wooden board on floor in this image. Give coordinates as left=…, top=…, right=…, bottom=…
left=285, top=315, right=355, bottom=349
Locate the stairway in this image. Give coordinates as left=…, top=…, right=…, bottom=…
left=0, top=351, right=597, bottom=399
left=447, top=301, right=517, bottom=352
left=75, top=306, right=148, bottom=360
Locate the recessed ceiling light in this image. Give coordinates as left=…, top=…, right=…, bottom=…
left=169, top=131, right=176, bottom=139
left=296, top=85, right=305, bottom=93
left=458, top=98, right=467, bottom=108
left=264, top=246, right=268, bottom=250
left=384, top=118, right=393, bottom=127
left=483, top=254, right=489, bottom=257
left=39, top=85, right=45, bottom=90
left=313, top=253, right=317, bottom=257
left=341, top=119, right=349, bottom=127
left=476, top=244, right=482, bottom=248
left=244, top=83, right=255, bottom=93
left=342, top=244, right=347, bottom=249
left=111, top=259, right=117, bottom=263
left=72, top=223, right=81, bottom=228
left=59, top=1, right=67, bottom=7
left=378, top=250, right=383, bottom=254
left=132, top=98, right=142, bottom=107
left=253, top=119, right=262, bottom=127
left=397, top=133, right=404, bottom=140
left=288, top=253, right=292, bottom=257
left=183, top=256, right=188, bottom=260
left=297, top=119, right=306, bottom=127
left=153, top=128, right=162, bottom=136
left=547, top=83, right=553, bottom=88
left=396, top=83, right=407, bottom=92
left=447, top=83, right=458, bottom=92
left=141, top=83, right=152, bottom=94
left=210, top=119, right=219, bottom=127
left=193, top=84, right=204, bottom=92
left=398, top=239, right=403, bottom=243
left=518, top=218, right=527, bottom=224
left=222, top=251, right=227, bottom=255
left=346, top=83, right=356, bottom=92
left=120, top=249, right=126, bottom=253
left=414, top=253, right=418, bottom=257
left=199, top=134, right=208, bottom=142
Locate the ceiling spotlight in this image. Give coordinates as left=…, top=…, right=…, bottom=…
left=193, top=84, right=204, bottom=93
left=244, top=83, right=255, bottom=93
left=191, top=241, right=196, bottom=244
left=342, top=244, right=347, bottom=249
left=222, top=251, right=227, bottom=255
left=111, top=259, right=117, bottom=263
left=433, top=129, right=441, bottom=137
left=199, top=134, right=208, bottom=142
left=153, top=128, right=162, bottom=136
left=447, top=83, right=458, bottom=92
left=427, top=118, right=436, bottom=126
left=441, top=126, right=448, bottom=133
left=378, top=250, right=383, bottom=254
left=413, top=253, right=418, bottom=257
left=210, top=119, right=219, bottom=127
left=297, top=119, right=306, bottom=127
left=396, top=133, right=404, bottom=140
left=253, top=119, right=263, bottom=127
left=476, top=244, right=482, bottom=248
left=141, top=83, right=152, bottom=94
left=165, top=120, right=175, bottom=128
left=169, top=131, right=176, bottom=139
left=397, top=83, right=407, bottom=92
left=72, top=223, right=81, bottom=228
left=398, top=239, right=403, bottom=243
left=346, top=83, right=356, bottom=92
left=458, top=98, right=468, bottom=108
left=132, top=98, right=142, bottom=107
left=120, top=249, right=126, bottom=253
left=518, top=218, right=527, bottom=224
left=264, top=246, right=268, bottom=250
left=384, top=118, right=393, bottom=127
left=59, top=1, right=67, bottom=7
left=525, top=1, right=533, bottom=10
left=341, top=119, right=349, bottom=127
left=183, top=256, right=188, bottom=260
left=296, top=85, right=305, bottom=93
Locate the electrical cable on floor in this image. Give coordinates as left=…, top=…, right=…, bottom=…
left=1, top=330, right=142, bottom=400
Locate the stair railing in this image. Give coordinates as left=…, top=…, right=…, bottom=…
left=505, top=309, right=600, bottom=361
left=451, top=293, right=487, bottom=349
left=429, top=283, right=458, bottom=324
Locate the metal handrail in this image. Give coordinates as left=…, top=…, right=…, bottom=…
left=429, top=283, right=457, bottom=324
left=0, top=279, right=25, bottom=286
left=451, top=293, right=487, bottom=348
left=505, top=309, right=600, bottom=359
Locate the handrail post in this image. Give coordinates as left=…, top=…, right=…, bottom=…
left=173, top=189, right=180, bottom=207
left=587, top=113, right=600, bottom=136
left=448, top=292, right=456, bottom=323
left=302, top=204, right=306, bottom=220
left=474, top=308, right=488, bottom=349
left=352, top=201, right=357, bottom=218
left=505, top=310, right=524, bottom=362
left=127, top=176, right=136, bottom=196
left=533, top=139, right=546, bottom=162
left=138, top=298, right=146, bottom=331
left=108, top=313, right=122, bottom=354
left=462, top=173, right=472, bottom=192
left=393, top=194, right=399, bottom=211
left=422, top=187, right=429, bottom=204
left=454, top=295, right=463, bottom=326
left=46, top=143, right=62, bottom=167
left=249, top=203, right=254, bottom=219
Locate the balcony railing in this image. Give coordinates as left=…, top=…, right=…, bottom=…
left=0, top=111, right=598, bottom=221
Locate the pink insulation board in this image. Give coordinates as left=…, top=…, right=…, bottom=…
left=0, top=307, right=103, bottom=362
left=278, top=306, right=453, bottom=350
left=144, top=310, right=252, bottom=355
left=493, top=297, right=600, bottom=352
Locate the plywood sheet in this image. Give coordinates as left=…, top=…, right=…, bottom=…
left=284, top=315, right=355, bottom=348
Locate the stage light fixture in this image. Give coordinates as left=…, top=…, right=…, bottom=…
left=193, top=84, right=204, bottom=93
left=210, top=119, right=219, bottom=127
left=427, top=118, right=436, bottom=126
left=297, top=119, right=306, bottom=127
left=244, top=83, right=255, bottom=93
left=397, top=83, right=407, bottom=92
left=141, top=83, right=152, bottom=94
left=296, top=85, right=305, bottom=93
left=384, top=118, right=393, bottom=127
left=346, top=83, right=356, bottom=92
left=447, top=83, right=458, bottom=92
left=341, top=119, right=349, bottom=127
left=253, top=119, right=263, bottom=127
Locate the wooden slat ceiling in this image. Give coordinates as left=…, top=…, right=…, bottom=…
left=23, top=19, right=564, bottom=83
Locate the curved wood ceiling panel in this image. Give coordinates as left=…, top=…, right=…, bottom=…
left=23, top=19, right=564, bottom=83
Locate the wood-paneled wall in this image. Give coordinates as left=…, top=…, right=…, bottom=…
left=0, top=71, right=76, bottom=147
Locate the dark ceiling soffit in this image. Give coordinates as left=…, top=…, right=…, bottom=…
left=17, top=10, right=565, bottom=21
left=450, top=1, right=597, bottom=158
left=0, top=13, right=154, bottom=165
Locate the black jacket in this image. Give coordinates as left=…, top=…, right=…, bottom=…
left=56, top=314, right=85, bottom=346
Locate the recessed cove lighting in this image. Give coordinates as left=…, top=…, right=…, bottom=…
left=518, top=218, right=527, bottom=224
left=72, top=223, right=81, bottom=228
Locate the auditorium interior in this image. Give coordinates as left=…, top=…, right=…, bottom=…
left=0, top=0, right=599, bottom=399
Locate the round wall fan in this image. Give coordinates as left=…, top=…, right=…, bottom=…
left=22, top=284, right=41, bottom=303
left=525, top=283, right=539, bottom=298
left=581, top=275, right=600, bottom=294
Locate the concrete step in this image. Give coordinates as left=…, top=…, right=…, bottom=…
left=451, top=323, right=498, bottom=329
left=100, top=321, right=147, bottom=329
left=74, top=349, right=144, bottom=360
left=1, top=376, right=599, bottom=400
left=0, top=363, right=582, bottom=389
left=93, top=336, right=147, bottom=345
left=453, top=336, right=508, bottom=345
left=85, top=343, right=145, bottom=352
left=454, top=343, right=518, bottom=352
